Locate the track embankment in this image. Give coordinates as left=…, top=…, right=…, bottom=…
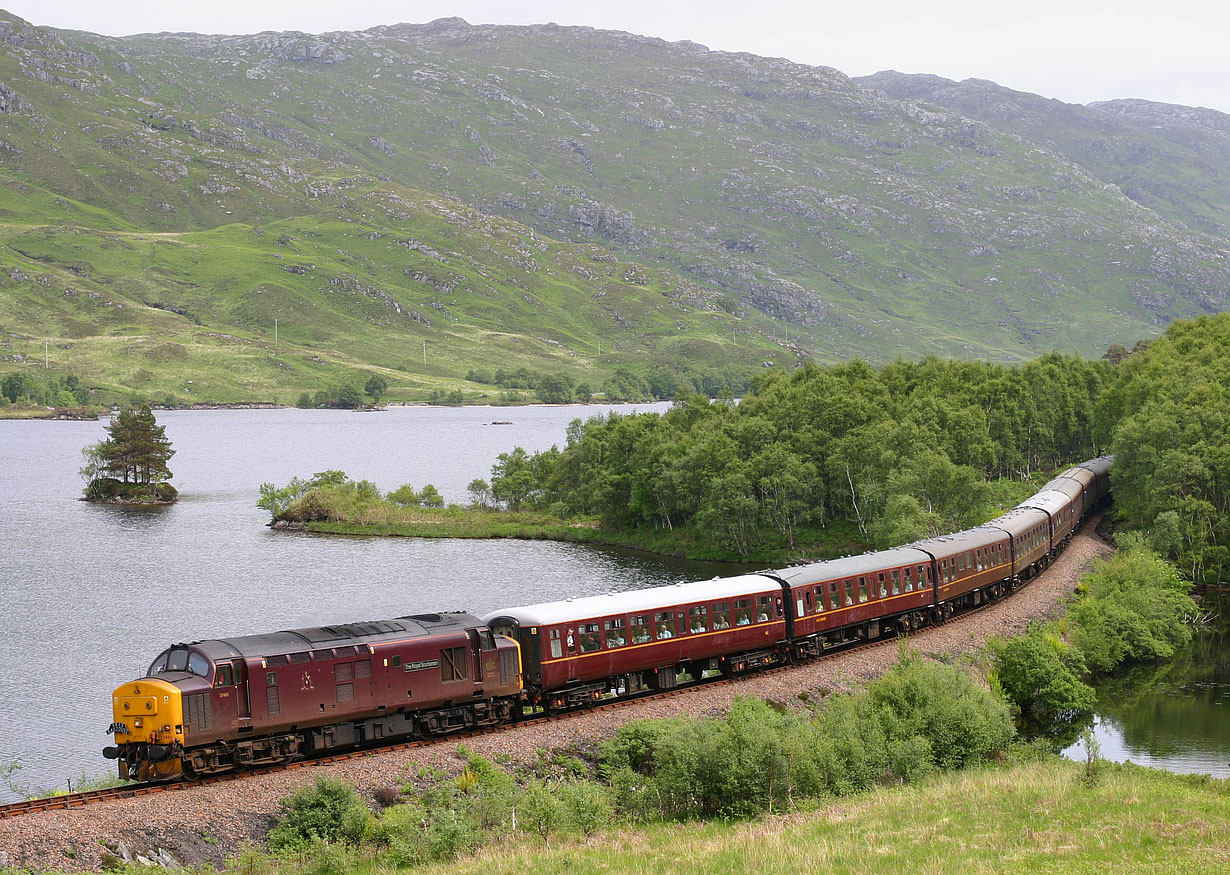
left=0, top=518, right=1114, bottom=871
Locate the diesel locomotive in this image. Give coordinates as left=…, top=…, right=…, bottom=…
left=105, top=456, right=1110, bottom=782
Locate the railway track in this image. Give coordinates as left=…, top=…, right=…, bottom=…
left=1, top=517, right=1109, bottom=822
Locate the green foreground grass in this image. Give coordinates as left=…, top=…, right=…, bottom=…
left=413, top=760, right=1227, bottom=875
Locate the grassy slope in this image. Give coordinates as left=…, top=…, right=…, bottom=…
left=0, top=13, right=1227, bottom=404
left=0, top=189, right=782, bottom=402
left=421, top=760, right=1229, bottom=875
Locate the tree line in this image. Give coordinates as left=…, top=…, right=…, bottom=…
left=486, top=353, right=1108, bottom=557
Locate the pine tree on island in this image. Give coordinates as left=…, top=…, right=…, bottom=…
left=81, top=404, right=178, bottom=504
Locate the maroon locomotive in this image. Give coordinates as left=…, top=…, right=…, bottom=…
left=106, top=612, right=520, bottom=781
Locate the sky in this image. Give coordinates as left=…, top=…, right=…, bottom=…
left=3, top=1, right=1229, bottom=114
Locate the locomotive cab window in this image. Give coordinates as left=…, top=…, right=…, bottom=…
left=215, top=664, right=234, bottom=686
left=148, top=650, right=170, bottom=675
left=187, top=651, right=210, bottom=678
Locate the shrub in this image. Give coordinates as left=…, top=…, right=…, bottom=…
left=990, top=624, right=1094, bottom=737
left=1068, top=545, right=1197, bottom=673
left=860, top=649, right=1014, bottom=771
left=558, top=780, right=614, bottom=837
left=266, top=776, right=372, bottom=853
left=520, top=782, right=562, bottom=846
left=386, top=484, right=420, bottom=507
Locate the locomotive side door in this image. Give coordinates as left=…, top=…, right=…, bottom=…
left=235, top=659, right=252, bottom=722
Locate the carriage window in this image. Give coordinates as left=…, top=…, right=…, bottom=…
left=756, top=596, right=774, bottom=621
left=734, top=599, right=753, bottom=626
left=878, top=572, right=888, bottom=598
left=655, top=611, right=675, bottom=639
left=579, top=623, right=601, bottom=652
left=688, top=605, right=709, bottom=634
left=858, top=578, right=869, bottom=604
left=828, top=581, right=839, bottom=609
left=844, top=580, right=854, bottom=606
left=631, top=615, right=652, bottom=644
left=903, top=567, right=913, bottom=592
left=549, top=629, right=562, bottom=659
left=713, top=602, right=731, bottom=629
left=604, top=618, right=627, bottom=648
left=890, top=569, right=901, bottom=595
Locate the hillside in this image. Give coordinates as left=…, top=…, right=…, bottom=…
left=1, top=12, right=1229, bottom=399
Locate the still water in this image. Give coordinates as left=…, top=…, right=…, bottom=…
left=1064, top=596, right=1230, bottom=778
left=0, top=403, right=750, bottom=801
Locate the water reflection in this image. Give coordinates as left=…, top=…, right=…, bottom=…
left=1063, top=595, right=1230, bottom=777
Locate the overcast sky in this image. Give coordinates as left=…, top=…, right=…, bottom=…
left=5, top=1, right=1229, bottom=114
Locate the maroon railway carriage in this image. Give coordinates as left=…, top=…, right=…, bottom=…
left=1041, top=469, right=1095, bottom=517
left=482, top=574, right=788, bottom=710
left=985, top=506, right=1053, bottom=579
left=909, top=526, right=1014, bottom=618
left=1021, top=489, right=1081, bottom=547
left=119, top=612, right=520, bottom=778
left=1079, top=455, right=1113, bottom=502
left=771, top=548, right=935, bottom=658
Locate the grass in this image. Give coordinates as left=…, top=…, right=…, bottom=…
left=412, top=760, right=1229, bottom=875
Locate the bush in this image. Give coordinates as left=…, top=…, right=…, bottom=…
left=600, top=653, right=1014, bottom=819
left=860, top=648, right=1014, bottom=771
left=990, top=624, right=1094, bottom=737
left=558, top=780, right=614, bottom=836
left=266, top=776, right=372, bottom=853
left=1068, top=544, right=1197, bottom=673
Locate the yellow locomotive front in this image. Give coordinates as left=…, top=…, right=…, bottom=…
left=103, top=677, right=187, bottom=781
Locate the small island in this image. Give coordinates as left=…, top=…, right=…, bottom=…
left=81, top=404, right=179, bottom=505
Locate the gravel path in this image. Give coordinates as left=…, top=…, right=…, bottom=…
left=0, top=518, right=1114, bottom=871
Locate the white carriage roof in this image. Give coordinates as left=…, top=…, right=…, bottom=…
left=1018, top=489, right=1074, bottom=514
left=985, top=506, right=1050, bottom=535
left=773, top=547, right=932, bottom=587
left=482, top=573, right=783, bottom=627
left=910, top=525, right=1008, bottom=557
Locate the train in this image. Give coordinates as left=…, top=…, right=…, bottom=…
left=104, top=455, right=1111, bottom=782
